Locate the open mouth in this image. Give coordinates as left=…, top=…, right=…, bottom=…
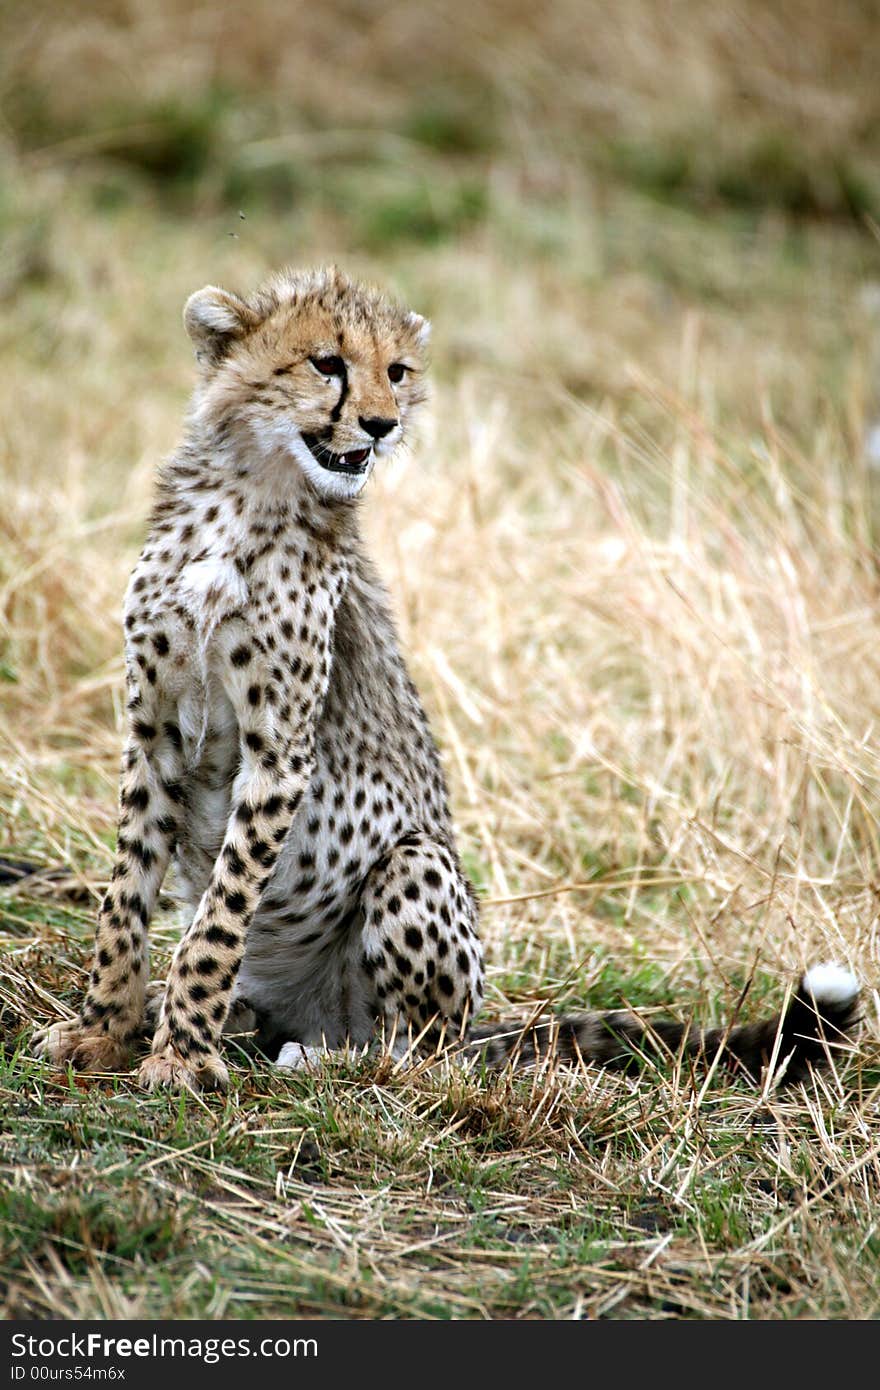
left=302, top=435, right=372, bottom=476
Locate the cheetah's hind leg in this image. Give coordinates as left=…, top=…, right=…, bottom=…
left=272, top=835, right=484, bottom=1073
left=358, top=832, right=484, bottom=1052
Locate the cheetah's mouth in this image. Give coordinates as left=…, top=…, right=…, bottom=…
left=302, top=435, right=372, bottom=475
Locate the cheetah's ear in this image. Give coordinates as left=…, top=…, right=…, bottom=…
left=184, top=285, right=260, bottom=366
left=405, top=312, right=431, bottom=352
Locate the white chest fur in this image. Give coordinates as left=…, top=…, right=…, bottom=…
left=178, top=555, right=250, bottom=617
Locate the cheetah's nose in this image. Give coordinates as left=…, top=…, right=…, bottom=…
left=358, top=416, right=398, bottom=440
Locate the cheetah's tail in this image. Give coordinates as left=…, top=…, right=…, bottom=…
left=464, top=963, right=860, bottom=1085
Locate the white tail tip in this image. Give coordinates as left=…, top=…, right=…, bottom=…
left=801, top=962, right=859, bottom=1006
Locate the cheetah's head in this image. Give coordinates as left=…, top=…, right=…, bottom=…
left=184, top=266, right=430, bottom=502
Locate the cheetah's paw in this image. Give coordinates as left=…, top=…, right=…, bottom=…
left=137, top=1046, right=229, bottom=1094
left=275, top=1042, right=332, bottom=1072
left=33, top=1019, right=131, bottom=1073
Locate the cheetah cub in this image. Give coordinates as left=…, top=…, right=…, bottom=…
left=35, top=267, right=859, bottom=1092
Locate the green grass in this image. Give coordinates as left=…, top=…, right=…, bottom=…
left=604, top=132, right=880, bottom=222
left=2, top=1028, right=875, bottom=1318
left=2, top=895, right=877, bottom=1319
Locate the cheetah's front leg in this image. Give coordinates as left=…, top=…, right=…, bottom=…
left=137, top=766, right=304, bottom=1092
left=34, top=713, right=184, bottom=1073
left=139, top=629, right=319, bottom=1092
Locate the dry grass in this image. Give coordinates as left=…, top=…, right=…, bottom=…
left=2, top=0, right=880, bottom=1320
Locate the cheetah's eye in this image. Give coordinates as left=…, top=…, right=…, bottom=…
left=311, top=355, right=344, bottom=377
left=388, top=363, right=406, bottom=383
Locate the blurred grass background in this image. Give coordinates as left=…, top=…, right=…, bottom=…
left=2, top=0, right=880, bottom=1320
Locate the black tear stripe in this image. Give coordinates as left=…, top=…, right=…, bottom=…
left=330, top=362, right=349, bottom=424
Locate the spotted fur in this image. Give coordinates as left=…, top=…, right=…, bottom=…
left=34, top=267, right=860, bottom=1091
